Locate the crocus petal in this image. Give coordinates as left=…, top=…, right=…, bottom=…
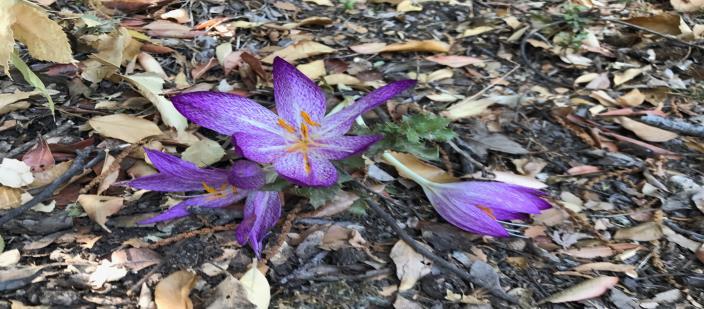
left=425, top=188, right=509, bottom=237
left=433, top=181, right=550, bottom=214
left=172, top=91, right=282, bottom=136
left=139, top=190, right=246, bottom=224
left=492, top=209, right=529, bottom=220
left=273, top=151, right=337, bottom=187
left=272, top=57, right=327, bottom=127
left=315, top=134, right=383, bottom=160
left=319, top=80, right=416, bottom=137
left=129, top=148, right=229, bottom=192
left=228, top=160, right=266, bottom=190
left=233, top=131, right=289, bottom=163
left=236, top=191, right=282, bottom=258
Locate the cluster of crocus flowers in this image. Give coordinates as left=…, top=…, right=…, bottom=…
left=382, top=151, right=550, bottom=237
left=128, top=149, right=281, bottom=257
left=171, top=57, right=416, bottom=187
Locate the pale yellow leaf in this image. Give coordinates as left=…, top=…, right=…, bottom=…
left=381, top=40, right=450, bottom=53
left=613, top=65, right=651, bottom=86
left=615, top=117, right=678, bottom=142
left=77, top=195, right=124, bottom=232
left=462, top=26, right=494, bottom=37
left=239, top=263, right=270, bottom=309
left=262, top=40, right=335, bottom=63
left=10, top=1, right=73, bottom=64
left=0, top=186, right=22, bottom=210
left=390, top=240, right=432, bottom=291
left=123, top=73, right=188, bottom=132
left=542, top=276, right=619, bottom=303
left=0, top=249, right=20, bottom=267
left=574, top=262, right=637, bottom=278
left=296, top=60, right=326, bottom=80
left=97, top=153, right=119, bottom=195
left=384, top=152, right=457, bottom=183
left=614, top=221, right=663, bottom=241
left=155, top=270, right=197, bottom=309
left=304, top=0, right=333, bottom=6
left=137, top=52, right=167, bottom=79
left=349, top=42, right=387, bottom=54
left=28, top=160, right=71, bottom=189
left=0, top=90, right=40, bottom=109
left=616, top=88, right=645, bottom=107
left=181, top=138, right=225, bottom=167
left=88, top=114, right=163, bottom=143
left=397, top=0, right=422, bottom=12
left=441, top=97, right=498, bottom=120
left=323, top=73, right=361, bottom=86
left=426, top=55, right=482, bottom=68
left=0, top=0, right=16, bottom=75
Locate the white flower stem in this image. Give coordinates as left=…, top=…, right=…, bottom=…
left=382, top=151, right=433, bottom=187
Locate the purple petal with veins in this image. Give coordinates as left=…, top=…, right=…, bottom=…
left=236, top=191, right=282, bottom=258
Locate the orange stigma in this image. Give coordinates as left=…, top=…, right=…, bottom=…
left=300, top=111, right=320, bottom=127
left=202, top=182, right=233, bottom=199
left=477, top=205, right=496, bottom=220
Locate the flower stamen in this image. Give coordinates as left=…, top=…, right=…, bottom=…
left=300, top=111, right=320, bottom=127
left=277, top=118, right=297, bottom=133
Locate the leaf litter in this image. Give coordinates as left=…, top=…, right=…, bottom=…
left=1, top=0, right=704, bottom=308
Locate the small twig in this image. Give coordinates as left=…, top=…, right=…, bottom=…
left=351, top=181, right=518, bottom=304
left=145, top=223, right=238, bottom=250
left=0, top=121, right=73, bottom=159
left=464, top=63, right=521, bottom=102
left=638, top=115, right=704, bottom=137
left=663, top=219, right=704, bottom=242
left=447, top=140, right=486, bottom=171
left=603, top=17, right=704, bottom=51
left=80, top=143, right=140, bottom=194
left=126, top=263, right=163, bottom=297
left=0, top=148, right=105, bottom=226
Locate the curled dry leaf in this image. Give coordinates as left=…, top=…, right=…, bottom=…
left=181, top=139, right=225, bottom=167
left=21, top=137, right=54, bottom=172
left=0, top=186, right=22, bottom=210
left=0, top=249, right=20, bottom=267
left=616, top=89, right=646, bottom=107
left=77, top=195, right=124, bottom=232
left=297, top=60, right=326, bottom=80
left=97, top=153, right=119, bottom=195
left=426, top=55, right=483, bottom=68
left=88, top=114, right=163, bottom=143
left=384, top=151, right=458, bottom=183
left=0, top=159, right=34, bottom=188
left=262, top=40, right=335, bottom=63
left=137, top=52, right=167, bottom=79
left=623, top=14, right=682, bottom=35
left=239, top=263, right=270, bottom=309
left=390, top=240, right=432, bottom=291
left=350, top=40, right=450, bottom=54
left=155, top=270, right=197, bottom=309
left=614, top=117, right=678, bottom=142
left=160, top=8, right=191, bottom=24
left=542, top=276, right=619, bottom=304
left=123, top=73, right=188, bottom=132
left=574, top=262, right=637, bottom=278
left=613, top=65, right=651, bottom=86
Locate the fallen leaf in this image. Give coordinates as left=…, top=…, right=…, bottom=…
left=21, top=137, right=53, bottom=172
left=0, top=91, right=40, bottom=107
left=616, top=89, right=645, bottom=107
left=0, top=249, right=20, bottom=267
left=88, top=114, right=163, bottom=143
left=137, top=52, right=167, bottom=79
left=155, top=270, right=197, bottom=309
left=89, top=260, right=127, bottom=288
left=124, top=73, right=188, bottom=132
left=574, top=262, right=637, bottom=278
left=111, top=248, right=161, bottom=271
left=613, top=65, right=651, bottom=86
left=0, top=159, right=34, bottom=188
left=350, top=40, right=450, bottom=54
left=614, top=117, right=678, bottom=142
left=181, top=139, right=225, bottom=167
left=426, top=55, right=483, bottom=68
left=349, top=42, right=388, bottom=54
left=396, top=0, right=422, bottom=12
left=296, top=60, right=326, bottom=80
left=614, top=222, right=663, bottom=241
left=239, top=263, right=270, bottom=309
left=390, top=240, right=432, bottom=291
left=0, top=0, right=14, bottom=74
left=28, top=160, right=71, bottom=189
left=143, top=20, right=204, bottom=38
left=307, top=190, right=360, bottom=217
left=8, top=1, right=73, bottom=64
left=562, top=246, right=614, bottom=259
left=672, top=0, right=704, bottom=11
left=440, top=95, right=519, bottom=120
left=160, top=8, right=191, bottom=24
left=462, top=25, right=495, bottom=37
left=262, top=40, right=335, bottom=64
left=304, top=0, right=333, bottom=6
left=384, top=151, right=458, bottom=183
left=97, top=153, right=119, bottom=195
left=394, top=295, right=423, bottom=309
left=0, top=186, right=22, bottom=209
left=661, top=225, right=700, bottom=252
left=205, top=275, right=257, bottom=309
left=323, top=73, right=361, bottom=86
left=9, top=52, right=55, bottom=114
left=469, top=170, right=548, bottom=189
left=624, top=14, right=681, bottom=35
left=77, top=195, right=124, bottom=232
left=542, top=276, right=619, bottom=303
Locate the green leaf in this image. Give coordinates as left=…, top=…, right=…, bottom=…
left=291, top=183, right=342, bottom=208
left=0, top=234, right=4, bottom=253
left=10, top=50, right=54, bottom=116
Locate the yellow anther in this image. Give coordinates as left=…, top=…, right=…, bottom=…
left=202, top=182, right=220, bottom=195
left=303, top=155, right=312, bottom=175
left=300, top=111, right=320, bottom=127
left=277, top=118, right=297, bottom=133
left=301, top=123, right=310, bottom=141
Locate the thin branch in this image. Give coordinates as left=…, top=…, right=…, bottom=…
left=638, top=114, right=704, bottom=137
left=0, top=121, right=73, bottom=160
left=0, top=148, right=105, bottom=226
left=352, top=181, right=518, bottom=304
left=519, top=21, right=574, bottom=88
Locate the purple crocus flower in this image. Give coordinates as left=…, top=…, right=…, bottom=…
left=383, top=151, right=550, bottom=237
left=127, top=149, right=282, bottom=257
left=171, top=57, right=416, bottom=187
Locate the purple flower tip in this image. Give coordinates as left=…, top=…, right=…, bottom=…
left=424, top=181, right=551, bottom=237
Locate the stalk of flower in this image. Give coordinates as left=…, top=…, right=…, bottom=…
left=171, top=57, right=416, bottom=187
left=126, top=149, right=282, bottom=258
left=382, top=151, right=551, bottom=237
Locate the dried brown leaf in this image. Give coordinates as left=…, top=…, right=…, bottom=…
left=262, top=40, right=335, bottom=63
left=155, top=270, right=197, bottom=309
left=426, top=55, right=483, bottom=68
left=384, top=151, right=457, bottom=183
left=615, top=117, right=678, bottom=142
left=390, top=240, right=432, bottom=291
left=614, top=222, right=663, bottom=241
left=111, top=248, right=161, bottom=271
left=77, top=195, right=124, bottom=232
left=88, top=114, right=163, bottom=143
left=624, top=14, right=681, bottom=35
left=542, top=276, right=619, bottom=303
